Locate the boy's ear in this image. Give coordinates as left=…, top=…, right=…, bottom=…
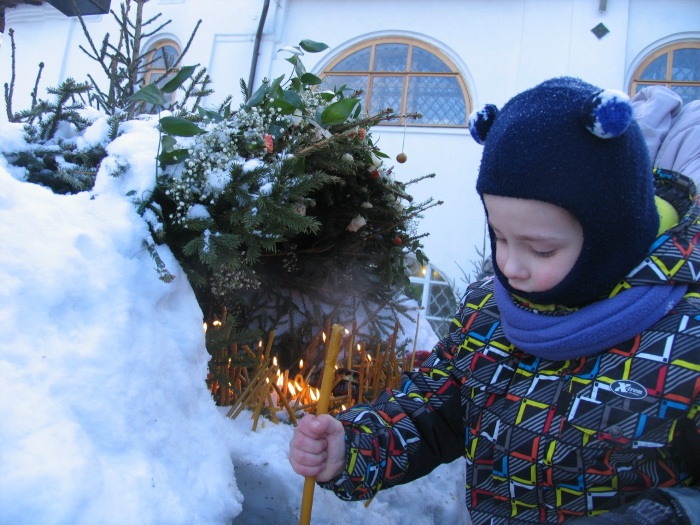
left=580, top=89, right=633, bottom=139
left=468, top=104, right=499, bottom=145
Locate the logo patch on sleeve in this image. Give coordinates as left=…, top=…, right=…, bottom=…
left=611, top=380, right=647, bottom=400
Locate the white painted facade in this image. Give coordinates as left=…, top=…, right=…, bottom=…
left=2, top=0, right=699, bottom=294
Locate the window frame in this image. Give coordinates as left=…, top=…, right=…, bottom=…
left=407, top=261, right=459, bottom=338
left=630, top=40, right=700, bottom=103
left=142, top=39, right=182, bottom=98
left=320, top=37, right=471, bottom=128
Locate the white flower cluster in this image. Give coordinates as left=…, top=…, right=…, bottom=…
left=210, top=265, right=260, bottom=297
left=282, top=245, right=299, bottom=273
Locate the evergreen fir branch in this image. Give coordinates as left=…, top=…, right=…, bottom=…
left=29, top=63, right=44, bottom=113
left=4, top=28, right=16, bottom=122
left=205, top=313, right=262, bottom=364
left=173, top=68, right=214, bottom=115
left=144, top=239, right=176, bottom=283
left=54, top=168, right=97, bottom=192
left=189, top=235, right=219, bottom=266
left=404, top=172, right=436, bottom=186
left=212, top=232, right=245, bottom=251
left=239, top=78, right=249, bottom=102
left=137, top=13, right=171, bottom=40
left=107, top=114, right=122, bottom=141
left=154, top=19, right=201, bottom=85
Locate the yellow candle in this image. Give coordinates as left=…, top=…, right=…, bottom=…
left=299, top=323, right=344, bottom=525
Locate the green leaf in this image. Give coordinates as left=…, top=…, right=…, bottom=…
left=160, top=116, right=205, bottom=137
left=300, top=73, right=322, bottom=86
left=268, top=98, right=297, bottom=115
left=158, top=148, right=189, bottom=165
left=161, top=134, right=177, bottom=152
left=281, top=89, right=303, bottom=108
left=268, top=75, right=284, bottom=93
left=319, top=98, right=360, bottom=126
left=268, top=123, right=287, bottom=140
left=299, top=39, right=329, bottom=53
left=268, top=83, right=284, bottom=102
left=197, top=106, right=224, bottom=123
left=246, top=81, right=268, bottom=107
left=352, top=103, right=362, bottom=119
left=129, top=83, right=166, bottom=106
left=160, top=65, right=197, bottom=93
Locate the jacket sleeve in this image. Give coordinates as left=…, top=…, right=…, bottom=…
left=570, top=486, right=700, bottom=525
left=572, top=386, right=700, bottom=524
left=632, top=85, right=700, bottom=184
left=318, top=299, right=471, bottom=501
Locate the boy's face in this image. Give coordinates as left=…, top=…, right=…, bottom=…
left=483, top=194, right=583, bottom=295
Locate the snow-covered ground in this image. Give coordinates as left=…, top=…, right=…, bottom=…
left=0, top=116, right=469, bottom=524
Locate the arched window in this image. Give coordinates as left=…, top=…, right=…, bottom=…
left=143, top=40, right=181, bottom=103
left=630, top=41, right=700, bottom=104
left=320, top=38, right=471, bottom=127
left=405, top=255, right=459, bottom=338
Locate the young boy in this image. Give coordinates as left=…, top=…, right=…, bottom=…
left=289, top=77, right=700, bottom=523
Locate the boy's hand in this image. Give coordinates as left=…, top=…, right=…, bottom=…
left=289, top=414, right=346, bottom=482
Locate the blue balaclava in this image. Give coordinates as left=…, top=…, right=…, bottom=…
left=469, top=76, right=658, bottom=306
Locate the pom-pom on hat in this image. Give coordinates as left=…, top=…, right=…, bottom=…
left=470, top=76, right=657, bottom=306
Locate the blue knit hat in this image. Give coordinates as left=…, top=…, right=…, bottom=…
left=470, top=76, right=657, bottom=306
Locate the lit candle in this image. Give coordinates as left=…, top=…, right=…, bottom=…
left=358, top=343, right=365, bottom=403
left=346, top=321, right=356, bottom=369
left=410, top=311, right=421, bottom=370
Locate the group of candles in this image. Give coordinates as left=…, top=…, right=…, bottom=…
left=207, top=317, right=426, bottom=431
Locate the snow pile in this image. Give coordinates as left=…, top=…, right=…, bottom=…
left=0, top=167, right=242, bottom=524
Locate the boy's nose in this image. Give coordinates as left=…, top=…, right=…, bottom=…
left=501, top=253, right=528, bottom=280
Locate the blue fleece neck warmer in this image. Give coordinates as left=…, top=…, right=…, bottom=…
left=493, top=278, right=687, bottom=360
left=470, top=77, right=659, bottom=306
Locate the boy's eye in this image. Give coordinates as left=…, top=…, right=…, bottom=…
left=533, top=249, right=554, bottom=258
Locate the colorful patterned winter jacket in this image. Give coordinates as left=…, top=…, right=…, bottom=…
left=321, top=169, right=700, bottom=523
